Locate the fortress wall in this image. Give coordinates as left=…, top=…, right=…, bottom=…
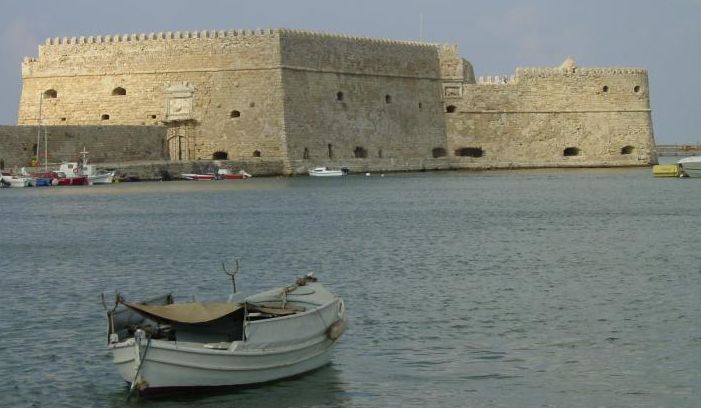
left=447, top=111, right=653, bottom=166
left=462, top=68, right=650, bottom=112
left=18, top=30, right=287, bottom=162
left=192, top=69, right=286, bottom=161
left=438, top=45, right=475, bottom=83
left=0, top=125, right=167, bottom=169
left=279, top=33, right=448, bottom=172
left=446, top=68, right=655, bottom=166
left=14, top=29, right=657, bottom=173
left=24, top=30, right=280, bottom=77
left=279, top=30, right=442, bottom=78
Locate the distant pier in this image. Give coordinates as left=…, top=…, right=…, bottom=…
left=655, top=144, right=701, bottom=157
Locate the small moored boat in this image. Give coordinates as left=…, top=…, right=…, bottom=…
left=678, top=156, right=701, bottom=178
left=217, top=169, right=252, bottom=180
left=104, top=273, right=346, bottom=396
left=0, top=171, right=32, bottom=187
left=308, top=167, right=349, bottom=177
left=181, top=173, right=216, bottom=181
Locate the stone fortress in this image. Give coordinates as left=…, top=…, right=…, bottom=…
left=11, top=28, right=656, bottom=175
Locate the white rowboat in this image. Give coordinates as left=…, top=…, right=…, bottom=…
left=105, top=274, right=345, bottom=396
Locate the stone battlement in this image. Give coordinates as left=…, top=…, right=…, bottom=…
left=41, top=27, right=438, bottom=49
left=43, top=29, right=278, bottom=45
left=515, top=66, right=647, bottom=76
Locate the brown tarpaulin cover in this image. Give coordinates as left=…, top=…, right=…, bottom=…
left=126, top=302, right=243, bottom=324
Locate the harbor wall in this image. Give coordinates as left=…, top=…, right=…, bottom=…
left=0, top=125, right=167, bottom=169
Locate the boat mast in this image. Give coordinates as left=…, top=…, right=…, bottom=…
left=80, top=146, right=89, bottom=168
left=36, top=93, right=42, bottom=168
left=44, top=122, right=48, bottom=172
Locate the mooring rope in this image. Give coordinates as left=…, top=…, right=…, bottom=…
left=126, top=333, right=152, bottom=402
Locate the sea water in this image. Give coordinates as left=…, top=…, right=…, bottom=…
left=1, top=168, right=699, bottom=407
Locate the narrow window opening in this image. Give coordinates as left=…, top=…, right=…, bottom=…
left=385, top=94, right=392, bottom=104
left=418, top=102, right=423, bottom=110
left=60, top=117, right=67, bottom=122
left=336, top=91, right=344, bottom=101
left=328, top=144, right=334, bottom=159
left=303, top=148, right=310, bottom=160
left=212, top=151, right=228, bottom=160
left=253, top=150, right=261, bottom=158
left=633, top=85, right=640, bottom=93
left=230, top=110, right=241, bottom=118
left=446, top=105, right=457, bottom=113
left=621, top=145, right=635, bottom=155
left=602, top=85, right=609, bottom=93
left=101, top=114, right=110, bottom=121
left=455, top=147, right=484, bottom=158
left=150, top=114, right=157, bottom=119
left=112, top=87, right=127, bottom=96
left=378, top=149, right=383, bottom=158
left=43, top=89, right=57, bottom=99
left=432, top=147, right=447, bottom=158
left=353, top=146, right=368, bottom=159
left=563, top=147, right=581, bottom=156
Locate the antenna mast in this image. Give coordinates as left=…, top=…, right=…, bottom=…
left=419, top=13, right=424, bottom=42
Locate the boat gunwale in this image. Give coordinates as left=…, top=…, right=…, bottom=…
left=113, top=337, right=336, bottom=372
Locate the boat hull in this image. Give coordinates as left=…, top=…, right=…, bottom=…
left=181, top=173, right=216, bottom=181
left=56, top=176, right=89, bottom=186
left=89, top=172, right=115, bottom=185
left=309, top=171, right=344, bottom=177
left=677, top=156, right=701, bottom=177
left=308, top=167, right=349, bottom=177
left=110, top=335, right=338, bottom=390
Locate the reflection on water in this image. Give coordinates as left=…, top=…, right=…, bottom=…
left=1, top=170, right=701, bottom=407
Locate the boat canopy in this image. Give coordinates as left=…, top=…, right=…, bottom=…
left=125, top=302, right=243, bottom=324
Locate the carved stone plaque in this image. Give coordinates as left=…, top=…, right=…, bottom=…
left=165, top=82, right=194, bottom=122
left=443, top=85, right=462, bottom=98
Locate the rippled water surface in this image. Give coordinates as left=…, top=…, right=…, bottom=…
left=1, top=168, right=700, bottom=407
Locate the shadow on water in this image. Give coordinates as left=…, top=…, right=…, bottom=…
left=104, top=365, right=348, bottom=408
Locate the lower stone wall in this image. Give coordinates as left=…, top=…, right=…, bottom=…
left=110, top=159, right=284, bottom=180
left=0, top=125, right=168, bottom=169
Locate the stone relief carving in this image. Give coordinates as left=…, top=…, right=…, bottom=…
left=165, top=82, right=194, bottom=122
left=443, top=85, right=462, bottom=97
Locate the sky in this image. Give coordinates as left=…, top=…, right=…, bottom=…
left=0, top=0, right=699, bottom=144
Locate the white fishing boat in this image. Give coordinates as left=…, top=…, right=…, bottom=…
left=308, top=167, right=349, bottom=177
left=105, top=273, right=345, bottom=397
left=678, top=156, right=701, bottom=178
left=0, top=171, right=32, bottom=187
left=88, top=169, right=115, bottom=185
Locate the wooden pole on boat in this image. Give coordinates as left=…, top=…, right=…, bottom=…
left=44, top=124, right=48, bottom=172
left=222, top=259, right=239, bottom=294
left=36, top=93, right=42, bottom=168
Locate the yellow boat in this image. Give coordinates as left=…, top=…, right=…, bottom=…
left=652, top=164, right=681, bottom=177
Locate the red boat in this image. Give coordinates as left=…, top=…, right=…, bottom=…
left=53, top=172, right=89, bottom=185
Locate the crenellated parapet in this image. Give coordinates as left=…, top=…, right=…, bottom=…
left=477, top=75, right=515, bottom=85
left=278, top=28, right=438, bottom=48
left=43, top=28, right=281, bottom=46
left=515, top=66, right=648, bottom=77
left=39, top=27, right=439, bottom=49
